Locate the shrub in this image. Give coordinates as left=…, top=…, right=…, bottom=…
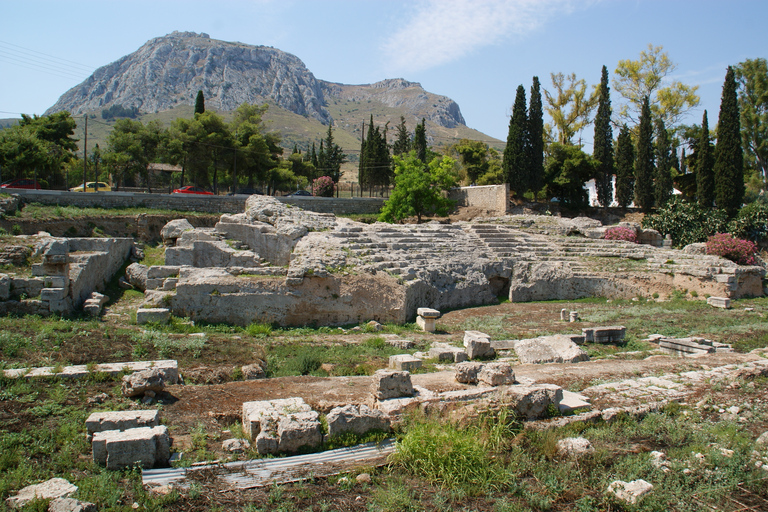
left=706, top=233, right=758, bottom=265
left=642, top=197, right=728, bottom=248
left=603, top=226, right=638, bottom=243
left=312, top=176, right=335, bottom=197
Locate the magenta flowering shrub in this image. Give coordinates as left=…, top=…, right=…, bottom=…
left=705, top=233, right=758, bottom=265
left=604, top=226, right=638, bottom=243
left=312, top=176, right=335, bottom=197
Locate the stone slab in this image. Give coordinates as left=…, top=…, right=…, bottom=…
left=582, top=326, right=626, bottom=343
left=416, top=307, right=441, bottom=319
left=707, top=296, right=731, bottom=309
left=389, top=354, right=422, bottom=372
left=86, top=410, right=160, bottom=440
left=559, top=390, right=592, bottom=414
left=2, top=359, right=178, bottom=380
left=512, top=335, right=589, bottom=364
left=5, top=478, right=77, bottom=508
left=136, top=308, right=171, bottom=324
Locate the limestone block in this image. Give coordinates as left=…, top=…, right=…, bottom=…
left=5, top=478, right=78, bottom=508
left=144, top=278, right=164, bottom=290
left=607, top=479, right=653, bottom=504
left=255, top=431, right=279, bottom=455
left=496, top=383, right=563, bottom=420
left=31, top=263, right=44, bottom=276
left=242, top=397, right=312, bottom=440
left=569, top=311, right=579, bottom=322
left=85, top=410, right=160, bottom=440
left=416, top=307, right=441, bottom=319
left=121, top=368, right=171, bottom=397
left=222, top=438, right=250, bottom=453
left=707, top=296, right=731, bottom=309
left=478, top=362, right=515, bottom=386
left=136, top=308, right=170, bottom=324
left=556, top=437, right=594, bottom=457
left=124, top=263, right=149, bottom=292
left=48, top=497, right=97, bottom=512
left=464, top=330, right=491, bottom=346
left=277, top=411, right=322, bottom=453
left=582, top=326, right=626, bottom=344
left=371, top=369, right=414, bottom=400
left=43, top=275, right=68, bottom=289
left=389, top=354, right=422, bottom=372
left=416, top=316, right=436, bottom=332
left=92, top=425, right=170, bottom=469
left=146, top=265, right=181, bottom=279
left=428, top=344, right=467, bottom=363
left=326, top=404, right=391, bottom=438
left=465, top=338, right=494, bottom=360
left=455, top=362, right=484, bottom=384
left=512, top=335, right=589, bottom=364
left=47, top=297, right=73, bottom=314
left=41, top=287, right=67, bottom=301
left=161, top=219, right=194, bottom=244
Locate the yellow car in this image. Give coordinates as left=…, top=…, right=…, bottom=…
left=69, top=182, right=112, bottom=192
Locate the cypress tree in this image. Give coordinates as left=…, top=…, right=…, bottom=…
left=194, top=90, right=205, bottom=115
left=714, top=66, right=744, bottom=217
left=358, top=119, right=369, bottom=189
left=615, top=124, right=635, bottom=207
left=527, top=76, right=544, bottom=195
left=310, top=142, right=318, bottom=168
left=593, top=65, right=615, bottom=207
left=414, top=118, right=427, bottom=163
left=696, top=111, right=715, bottom=207
left=654, top=119, right=674, bottom=207
left=503, top=85, right=529, bottom=194
left=392, top=116, right=411, bottom=156
left=634, top=96, right=655, bottom=211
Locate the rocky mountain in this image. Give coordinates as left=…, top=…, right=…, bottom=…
left=46, top=32, right=468, bottom=132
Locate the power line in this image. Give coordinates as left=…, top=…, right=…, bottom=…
left=0, top=40, right=95, bottom=73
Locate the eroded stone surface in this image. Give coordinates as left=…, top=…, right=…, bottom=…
left=512, top=335, right=589, bottom=364
left=607, top=479, right=653, bottom=504
left=371, top=369, right=414, bottom=400
left=92, top=425, right=170, bottom=470
left=5, top=478, right=77, bottom=508
left=326, top=404, right=391, bottom=438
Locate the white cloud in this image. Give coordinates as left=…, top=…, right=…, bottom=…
left=382, top=0, right=582, bottom=74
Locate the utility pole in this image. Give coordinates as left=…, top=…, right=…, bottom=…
left=233, top=130, right=238, bottom=194
left=82, top=115, right=88, bottom=192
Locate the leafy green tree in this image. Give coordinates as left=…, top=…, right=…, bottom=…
left=0, top=125, right=56, bottom=185
left=543, top=72, right=597, bottom=145
left=103, top=119, right=167, bottom=191
left=392, top=116, right=411, bottom=156
left=231, top=103, right=282, bottom=191
left=615, top=124, right=635, bottom=207
left=634, top=96, right=655, bottom=211
left=379, top=152, right=458, bottom=223
left=14, top=111, right=79, bottom=187
left=593, top=65, right=614, bottom=206
left=414, top=118, right=427, bottom=163
left=654, top=119, right=674, bottom=207
left=714, top=66, right=744, bottom=217
left=528, top=76, right=545, bottom=195
left=503, top=85, right=529, bottom=195
left=194, top=90, right=205, bottom=115
left=544, top=143, right=598, bottom=209
left=734, top=58, right=768, bottom=189
left=695, top=111, right=715, bottom=207
left=450, top=139, right=491, bottom=185
left=614, top=44, right=700, bottom=129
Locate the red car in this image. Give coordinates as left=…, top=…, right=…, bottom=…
left=1, top=178, right=42, bottom=190
left=172, top=186, right=214, bottom=195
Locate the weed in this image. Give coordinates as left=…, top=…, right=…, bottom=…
left=245, top=322, right=272, bottom=337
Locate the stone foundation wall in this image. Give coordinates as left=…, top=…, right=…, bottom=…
left=448, top=184, right=509, bottom=215
left=11, top=190, right=384, bottom=216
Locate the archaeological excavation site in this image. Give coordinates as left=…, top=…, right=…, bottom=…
left=2, top=195, right=768, bottom=511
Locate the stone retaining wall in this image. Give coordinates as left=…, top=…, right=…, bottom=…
left=448, top=184, right=509, bottom=215
left=10, top=190, right=384, bottom=216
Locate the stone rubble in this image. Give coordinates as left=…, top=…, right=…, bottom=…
left=5, top=478, right=78, bottom=509
left=607, top=479, right=653, bottom=504
left=556, top=437, right=595, bottom=457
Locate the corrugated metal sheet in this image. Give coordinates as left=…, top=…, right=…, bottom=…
left=143, top=439, right=396, bottom=489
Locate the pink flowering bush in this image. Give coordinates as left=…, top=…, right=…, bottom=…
left=604, top=226, right=638, bottom=243
left=705, top=233, right=758, bottom=265
left=312, top=176, right=335, bottom=197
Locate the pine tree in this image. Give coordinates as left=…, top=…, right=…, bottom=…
left=392, top=116, right=411, bottom=156
left=634, top=96, right=655, bottom=211
left=414, top=118, right=427, bottom=163
left=194, top=90, right=205, bottom=115
left=503, top=85, right=529, bottom=194
left=527, top=76, right=545, bottom=195
left=714, top=66, right=744, bottom=217
left=654, top=119, right=674, bottom=207
left=696, top=111, right=715, bottom=207
left=615, top=124, right=635, bottom=207
left=593, top=66, right=615, bottom=207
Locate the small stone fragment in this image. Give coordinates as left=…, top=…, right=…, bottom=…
left=607, top=479, right=653, bottom=504
left=556, top=437, right=595, bottom=457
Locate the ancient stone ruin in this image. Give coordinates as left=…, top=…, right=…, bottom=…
left=136, top=196, right=764, bottom=327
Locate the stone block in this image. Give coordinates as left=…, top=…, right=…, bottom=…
left=31, top=263, right=44, bottom=276
left=428, top=344, right=467, bottom=362
left=5, top=478, right=78, bottom=508
left=144, top=278, right=164, bottom=290
left=512, top=335, right=589, bottom=364
left=582, top=326, right=626, bottom=344
left=277, top=411, right=322, bottom=453
left=326, top=404, right=391, bottom=438
left=477, top=362, right=515, bottom=386
left=242, top=397, right=312, bottom=440
left=556, top=437, right=594, bottom=457
left=48, top=497, right=97, bottom=512
left=464, top=330, right=491, bottom=345
left=41, top=287, right=67, bottom=301
left=389, top=354, right=422, bottom=372
left=416, top=315, right=436, bottom=332
left=43, top=275, right=68, bottom=289
left=85, top=410, right=160, bottom=440
left=121, top=368, right=173, bottom=397
left=371, top=369, right=414, bottom=400
left=560, top=308, right=568, bottom=321
left=146, top=265, right=181, bottom=279
left=0, top=273, right=10, bottom=301
left=92, top=425, right=170, bottom=470
left=136, top=308, right=170, bottom=324
left=416, top=307, right=441, bottom=319
left=222, top=438, right=250, bottom=453
left=47, top=297, right=73, bottom=314
left=465, top=335, right=494, bottom=360
left=707, top=296, right=731, bottom=309
left=607, top=479, right=653, bottom=504
left=496, top=383, right=563, bottom=420
left=455, top=362, right=484, bottom=384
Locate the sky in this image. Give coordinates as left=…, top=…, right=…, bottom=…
left=1, top=0, right=766, bottom=149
